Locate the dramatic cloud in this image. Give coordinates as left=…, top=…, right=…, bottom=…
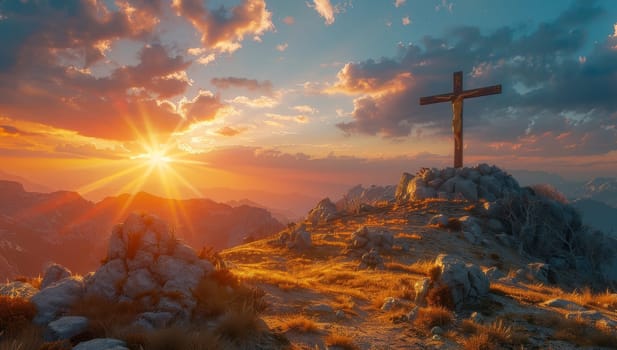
left=331, top=0, right=617, bottom=156
left=211, top=77, right=273, bottom=94
left=310, top=0, right=336, bottom=25
left=171, top=0, right=273, bottom=53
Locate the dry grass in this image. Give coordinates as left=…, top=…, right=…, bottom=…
left=215, top=307, right=264, bottom=341
left=395, top=232, right=422, bottom=240
left=426, top=284, right=454, bottom=310
left=324, top=333, right=360, bottom=350
left=121, top=327, right=224, bottom=350
left=489, top=283, right=548, bottom=304
left=525, top=312, right=617, bottom=347
left=0, top=296, right=37, bottom=336
left=13, top=275, right=42, bottom=289
left=405, top=259, right=436, bottom=276
left=413, top=306, right=454, bottom=332
left=0, top=324, right=46, bottom=350
left=283, top=315, right=320, bottom=333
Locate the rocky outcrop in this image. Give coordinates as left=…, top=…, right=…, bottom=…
left=350, top=226, right=394, bottom=252
left=307, top=198, right=339, bottom=224
left=396, top=164, right=520, bottom=203
left=84, top=213, right=214, bottom=322
left=280, top=223, right=313, bottom=250
left=337, top=184, right=396, bottom=212
left=72, top=338, right=129, bottom=350
left=41, top=264, right=72, bottom=290
left=32, top=276, right=85, bottom=324
left=433, top=254, right=489, bottom=309
left=46, top=316, right=89, bottom=341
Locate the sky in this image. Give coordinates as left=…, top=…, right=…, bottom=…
left=0, top=0, right=616, bottom=201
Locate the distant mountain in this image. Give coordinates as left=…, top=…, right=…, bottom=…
left=0, top=180, right=284, bottom=278
left=572, top=199, right=617, bottom=236
left=576, top=177, right=617, bottom=208
left=0, top=169, right=53, bottom=193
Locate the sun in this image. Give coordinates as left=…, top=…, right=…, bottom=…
left=143, top=151, right=172, bottom=167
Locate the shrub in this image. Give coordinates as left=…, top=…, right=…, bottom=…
left=413, top=306, right=454, bottom=332
left=428, top=265, right=442, bottom=282
left=215, top=306, right=263, bottom=341
left=426, top=284, right=455, bottom=310
left=0, top=296, right=37, bottom=335
left=283, top=316, right=320, bottom=333
left=324, top=333, right=360, bottom=350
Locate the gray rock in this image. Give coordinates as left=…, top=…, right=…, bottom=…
left=46, top=316, right=88, bottom=341
left=439, top=176, right=457, bottom=193
left=479, top=175, right=502, bottom=197
left=126, top=250, right=155, bottom=271
left=495, top=233, right=516, bottom=248
left=307, top=198, right=338, bottom=224
left=565, top=310, right=604, bottom=322
left=428, top=214, right=449, bottom=227
left=477, top=163, right=492, bottom=175
left=289, top=227, right=312, bottom=250
left=459, top=216, right=482, bottom=236
left=395, top=172, right=414, bottom=202
left=405, top=177, right=436, bottom=201
left=107, top=224, right=126, bottom=260
left=122, top=269, right=159, bottom=299
left=305, top=304, right=334, bottom=314
left=359, top=248, right=384, bottom=270
left=467, top=170, right=481, bottom=182
left=172, top=242, right=198, bottom=263
left=32, top=277, right=85, bottom=324
left=541, top=299, right=586, bottom=311
left=484, top=267, right=505, bottom=281
left=86, top=259, right=127, bottom=300
left=454, top=178, right=478, bottom=202
left=135, top=311, right=174, bottom=329
left=434, top=254, right=489, bottom=309
left=380, top=297, right=400, bottom=311
left=41, top=264, right=72, bottom=290
left=153, top=256, right=206, bottom=288
left=73, top=338, right=129, bottom=350
left=431, top=326, right=444, bottom=335
left=486, top=218, right=505, bottom=233
left=0, top=281, right=38, bottom=299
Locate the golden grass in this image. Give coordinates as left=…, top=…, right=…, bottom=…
left=395, top=232, right=422, bottom=240
left=324, top=333, right=360, bottom=350
left=0, top=324, right=45, bottom=350
left=413, top=306, right=454, bottom=332
left=489, top=283, right=548, bottom=304
left=0, top=296, right=37, bottom=336
left=283, top=315, right=320, bottom=333
left=68, top=295, right=145, bottom=338
left=13, top=275, right=42, bottom=290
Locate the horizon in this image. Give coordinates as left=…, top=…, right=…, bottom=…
left=1, top=0, right=616, bottom=203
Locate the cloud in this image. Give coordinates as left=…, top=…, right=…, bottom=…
left=395, top=0, right=406, bottom=8
left=171, top=0, right=274, bottom=53
left=283, top=16, right=295, bottom=25
left=309, top=0, right=336, bottom=25
left=402, top=16, right=411, bottom=26
left=266, top=113, right=310, bottom=124
left=329, top=0, right=617, bottom=156
left=211, top=77, right=273, bottom=94
left=229, top=95, right=279, bottom=108
left=216, top=126, right=247, bottom=137
left=0, top=125, right=37, bottom=137
left=276, top=43, right=289, bottom=52
left=180, top=90, right=225, bottom=122
left=196, top=53, right=216, bottom=65
left=292, top=105, right=318, bottom=114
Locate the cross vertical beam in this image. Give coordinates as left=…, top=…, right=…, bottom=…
left=419, top=71, right=501, bottom=168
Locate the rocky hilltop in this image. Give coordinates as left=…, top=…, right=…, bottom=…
left=1, top=165, right=616, bottom=349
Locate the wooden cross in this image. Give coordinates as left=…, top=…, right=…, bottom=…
left=419, top=71, right=501, bottom=168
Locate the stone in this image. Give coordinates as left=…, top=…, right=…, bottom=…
left=459, top=216, right=482, bottom=236
left=126, top=251, right=155, bottom=271
left=359, top=248, right=384, bottom=270
left=381, top=297, right=401, bottom=311
left=172, top=242, right=199, bottom=263
left=406, top=306, right=419, bottom=322
left=467, top=170, right=481, bottom=182
left=41, top=264, right=72, bottom=290
left=289, top=227, right=312, bottom=250
left=0, top=281, right=38, bottom=299
left=414, top=278, right=430, bottom=306
left=541, top=299, right=586, bottom=311
left=406, top=177, right=437, bottom=201
left=486, top=218, right=505, bottom=233
left=477, top=163, right=492, bottom=175
left=73, top=338, right=129, bottom=350
left=454, top=178, right=478, bottom=202
left=46, top=316, right=88, bottom=341
left=307, top=198, right=338, bottom=224
left=484, top=267, right=505, bottom=281
left=565, top=310, right=604, bottom=322
left=516, top=263, right=550, bottom=284
left=479, top=175, right=502, bottom=197
left=495, top=233, right=516, bottom=248
left=123, top=213, right=146, bottom=237
left=135, top=312, right=174, bottom=329
left=107, top=224, right=126, bottom=260
left=86, top=259, right=127, bottom=300
left=434, top=254, right=489, bottom=309
left=122, top=269, right=159, bottom=299
left=395, top=172, right=414, bottom=202
left=153, top=256, right=205, bottom=288
left=431, top=326, right=444, bottom=335
left=470, top=312, right=483, bottom=324
left=439, top=176, right=458, bottom=193
left=428, top=214, right=449, bottom=227
left=305, top=304, right=334, bottom=314
left=32, top=277, right=85, bottom=324
left=335, top=310, right=345, bottom=319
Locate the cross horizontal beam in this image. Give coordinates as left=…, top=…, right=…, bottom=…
left=419, top=85, right=501, bottom=105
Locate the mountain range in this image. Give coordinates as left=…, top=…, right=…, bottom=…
left=0, top=180, right=283, bottom=280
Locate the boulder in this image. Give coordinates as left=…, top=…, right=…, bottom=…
left=434, top=254, right=489, bottom=309
left=172, top=243, right=199, bottom=263
left=288, top=226, right=312, bottom=250
left=153, top=256, right=206, bottom=290
left=122, top=269, right=159, bottom=299
left=428, top=214, right=449, bottom=227
left=405, top=177, right=437, bottom=201
left=107, top=224, right=126, bottom=260
left=395, top=172, right=414, bottom=202
left=486, top=218, right=505, bottom=233
left=484, top=267, right=505, bottom=281
left=73, top=338, right=129, bottom=350
left=358, top=248, right=385, bottom=270
left=46, top=316, right=89, bottom=341
left=32, top=277, right=85, bottom=324
left=86, top=259, right=127, bottom=300
left=307, top=198, right=338, bottom=224
left=0, top=281, right=38, bottom=299
left=541, top=299, right=586, bottom=311
left=126, top=251, right=155, bottom=271
left=41, top=264, right=72, bottom=290
left=414, top=278, right=430, bottom=306
left=454, top=178, right=478, bottom=202
left=134, top=311, right=174, bottom=329
left=380, top=297, right=401, bottom=311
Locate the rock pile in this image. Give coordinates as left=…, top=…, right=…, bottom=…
left=279, top=223, right=312, bottom=250
left=307, top=198, right=339, bottom=224
left=358, top=248, right=385, bottom=270
left=336, top=184, right=396, bottom=212
left=350, top=226, right=394, bottom=251
left=432, top=254, right=489, bottom=310
left=31, top=212, right=214, bottom=326
left=396, top=164, right=520, bottom=203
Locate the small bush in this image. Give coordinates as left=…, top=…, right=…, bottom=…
left=428, top=265, right=441, bottom=282
left=0, top=296, right=37, bottom=335
left=413, top=306, right=454, bottom=332
left=283, top=316, right=320, bottom=333
left=324, top=333, right=360, bottom=350
left=215, top=307, right=263, bottom=341
left=426, top=284, right=455, bottom=310
left=462, top=333, right=493, bottom=350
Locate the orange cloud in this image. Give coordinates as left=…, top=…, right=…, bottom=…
left=310, top=0, right=336, bottom=25
left=211, top=77, right=273, bottom=95
left=171, top=0, right=274, bottom=53
left=216, top=126, right=247, bottom=137
left=327, top=63, right=413, bottom=97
